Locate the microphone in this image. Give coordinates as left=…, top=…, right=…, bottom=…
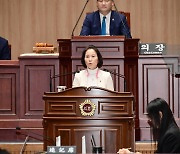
left=113, top=2, right=132, bottom=38
left=71, top=0, right=90, bottom=37
left=50, top=70, right=80, bottom=92
left=103, top=68, right=127, bottom=92
left=91, top=134, right=96, bottom=147
left=16, top=127, right=55, bottom=145
left=20, top=135, right=29, bottom=154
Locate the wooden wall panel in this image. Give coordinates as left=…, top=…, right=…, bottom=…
left=26, top=67, right=52, bottom=112
left=0, top=0, right=180, bottom=59
left=19, top=55, right=59, bottom=119
left=0, top=61, right=20, bottom=119
left=138, top=55, right=179, bottom=140
left=0, top=76, right=16, bottom=113
left=0, top=56, right=60, bottom=141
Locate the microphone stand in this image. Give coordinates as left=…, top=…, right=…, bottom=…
left=50, top=71, right=79, bottom=92
left=20, top=135, right=29, bottom=154
left=16, top=127, right=55, bottom=145
left=113, top=2, right=131, bottom=38
left=71, top=0, right=89, bottom=37
left=91, top=135, right=96, bottom=147
left=112, top=71, right=127, bottom=92
left=104, top=69, right=127, bottom=92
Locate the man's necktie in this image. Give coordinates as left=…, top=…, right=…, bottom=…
left=101, top=16, right=106, bottom=35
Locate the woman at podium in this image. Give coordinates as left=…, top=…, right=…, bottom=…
left=72, top=45, right=114, bottom=91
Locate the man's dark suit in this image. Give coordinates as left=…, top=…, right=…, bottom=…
left=157, top=122, right=180, bottom=153
left=80, top=10, right=132, bottom=38
left=0, top=37, right=11, bottom=60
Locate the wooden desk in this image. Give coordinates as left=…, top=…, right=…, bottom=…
left=0, top=54, right=59, bottom=141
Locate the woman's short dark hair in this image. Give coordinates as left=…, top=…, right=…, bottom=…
left=81, top=45, right=103, bottom=68
left=147, top=97, right=177, bottom=141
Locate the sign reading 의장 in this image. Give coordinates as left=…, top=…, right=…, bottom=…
left=139, top=43, right=166, bottom=55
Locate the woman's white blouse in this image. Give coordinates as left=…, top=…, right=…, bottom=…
left=72, top=68, right=114, bottom=91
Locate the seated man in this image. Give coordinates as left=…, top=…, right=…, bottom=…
left=80, top=0, right=132, bottom=38
left=0, top=36, right=11, bottom=60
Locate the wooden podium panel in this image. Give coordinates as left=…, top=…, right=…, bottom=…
left=19, top=54, right=59, bottom=119
left=0, top=61, right=20, bottom=119
left=71, top=36, right=125, bottom=58
left=43, top=87, right=135, bottom=153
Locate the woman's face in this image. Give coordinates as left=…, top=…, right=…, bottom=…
left=147, top=112, right=162, bottom=129
left=85, top=49, right=98, bottom=70
left=147, top=117, right=154, bottom=128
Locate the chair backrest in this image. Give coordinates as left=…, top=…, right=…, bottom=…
left=119, top=11, right=130, bottom=28
left=8, top=44, right=11, bottom=60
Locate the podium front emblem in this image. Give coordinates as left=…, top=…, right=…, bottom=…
left=79, top=99, right=96, bottom=116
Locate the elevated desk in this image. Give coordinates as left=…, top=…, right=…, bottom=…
left=0, top=54, right=59, bottom=141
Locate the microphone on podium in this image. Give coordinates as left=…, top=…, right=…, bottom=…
left=103, top=68, right=127, bottom=92
left=91, top=134, right=96, bottom=147
left=71, top=0, right=90, bottom=37
left=50, top=70, right=80, bottom=92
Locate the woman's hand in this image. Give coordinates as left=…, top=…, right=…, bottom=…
left=117, top=148, right=142, bottom=154
left=117, top=148, right=131, bottom=153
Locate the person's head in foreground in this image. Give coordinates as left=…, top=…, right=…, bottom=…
left=81, top=45, right=103, bottom=70
left=146, top=97, right=180, bottom=153
left=118, top=97, right=180, bottom=153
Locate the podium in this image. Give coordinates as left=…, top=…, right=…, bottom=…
left=57, top=36, right=140, bottom=140
left=43, top=87, right=135, bottom=153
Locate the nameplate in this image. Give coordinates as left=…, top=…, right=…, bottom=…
left=47, top=146, right=76, bottom=154
left=139, top=43, right=166, bottom=55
